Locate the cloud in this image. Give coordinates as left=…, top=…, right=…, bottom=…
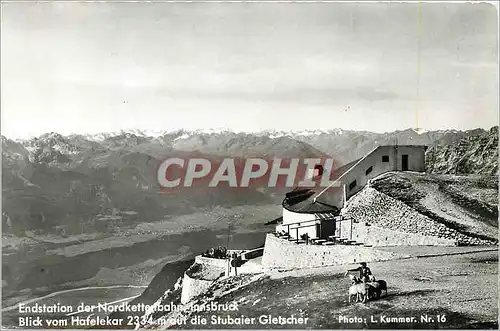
left=1, top=2, right=497, bottom=138
left=451, top=61, right=497, bottom=69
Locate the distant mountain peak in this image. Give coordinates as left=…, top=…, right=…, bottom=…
left=3, top=126, right=494, bottom=168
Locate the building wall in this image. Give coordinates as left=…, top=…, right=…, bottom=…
left=277, top=218, right=319, bottom=239
left=351, top=220, right=367, bottom=242
left=261, top=234, right=406, bottom=270
left=282, top=208, right=314, bottom=225
left=279, top=208, right=319, bottom=239
left=278, top=213, right=339, bottom=240
left=318, top=145, right=426, bottom=207
left=277, top=145, right=427, bottom=240
left=336, top=218, right=354, bottom=240
left=395, top=145, right=426, bottom=172
left=341, top=145, right=426, bottom=200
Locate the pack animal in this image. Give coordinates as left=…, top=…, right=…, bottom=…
left=347, top=274, right=369, bottom=303
left=374, top=279, right=388, bottom=298
left=366, top=275, right=388, bottom=299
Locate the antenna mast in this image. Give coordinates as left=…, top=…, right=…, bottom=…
left=415, top=2, right=423, bottom=131
left=226, top=222, right=231, bottom=250
left=393, top=136, right=398, bottom=171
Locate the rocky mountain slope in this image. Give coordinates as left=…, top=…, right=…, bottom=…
left=13, top=126, right=488, bottom=164
left=342, top=172, right=498, bottom=245
left=425, top=126, right=498, bottom=176
left=293, top=128, right=487, bottom=165
left=2, top=127, right=495, bottom=236
left=3, top=133, right=305, bottom=235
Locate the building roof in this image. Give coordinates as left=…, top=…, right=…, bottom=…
left=331, top=158, right=361, bottom=181
left=282, top=144, right=428, bottom=214
left=281, top=159, right=359, bottom=214
left=283, top=194, right=340, bottom=214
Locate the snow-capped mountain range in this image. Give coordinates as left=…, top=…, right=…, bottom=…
left=18, top=127, right=441, bottom=142
left=2, top=126, right=497, bottom=236
left=3, top=127, right=490, bottom=167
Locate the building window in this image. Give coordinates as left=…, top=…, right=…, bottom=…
left=349, top=180, right=357, bottom=191
left=365, top=166, right=373, bottom=175
left=314, top=164, right=324, bottom=177
left=382, top=155, right=389, bottom=162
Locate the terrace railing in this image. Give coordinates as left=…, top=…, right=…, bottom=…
left=278, top=216, right=353, bottom=243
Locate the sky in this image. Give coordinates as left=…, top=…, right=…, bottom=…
left=1, top=1, right=498, bottom=139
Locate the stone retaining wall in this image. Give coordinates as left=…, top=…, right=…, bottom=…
left=365, top=225, right=456, bottom=246
left=350, top=220, right=456, bottom=246
left=181, top=255, right=230, bottom=304
left=343, top=186, right=495, bottom=245
left=261, top=234, right=406, bottom=270
left=194, top=255, right=228, bottom=268
left=180, top=272, right=214, bottom=304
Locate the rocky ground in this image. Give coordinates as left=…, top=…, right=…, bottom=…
left=151, top=249, right=498, bottom=330
left=343, top=172, right=498, bottom=245
left=425, top=126, right=498, bottom=177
